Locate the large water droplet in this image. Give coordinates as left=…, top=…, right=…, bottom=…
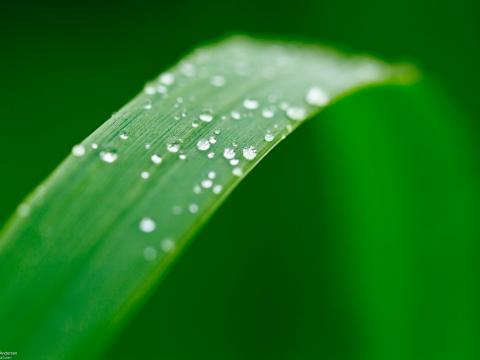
left=100, top=151, right=118, bottom=164
left=197, top=139, right=210, bottom=151
left=242, top=146, right=257, bottom=160
left=286, top=106, right=307, bottom=121
left=305, top=86, right=330, bottom=106
left=139, top=217, right=156, bottom=233
left=72, top=145, right=86, bottom=157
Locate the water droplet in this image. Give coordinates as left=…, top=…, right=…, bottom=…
left=193, top=185, right=202, bottom=194
left=172, top=206, right=182, bottom=215
left=208, top=171, right=216, bottom=179
left=264, top=133, right=275, bottom=142
left=141, top=171, right=150, bottom=179
left=243, top=98, right=259, bottom=110
left=156, top=84, right=167, bottom=94
left=119, top=132, right=129, bottom=140
left=145, top=143, right=152, bottom=150
left=144, top=102, right=152, bottom=110
left=201, top=179, right=213, bottom=189
left=286, top=106, right=307, bottom=121
left=159, top=72, right=175, bottom=85
left=179, top=153, right=187, bottom=160
left=280, top=102, right=289, bottom=110
left=210, top=75, right=226, bottom=87
left=176, top=97, right=183, bottom=104
left=214, top=129, right=221, bottom=135
left=306, top=86, right=330, bottom=106
left=139, top=217, right=156, bottom=233
left=189, top=203, right=199, bottom=213
left=144, top=85, right=156, bottom=95
left=17, top=203, right=31, bottom=218
left=213, top=184, right=223, bottom=194
left=230, top=159, right=239, bottom=166
left=197, top=139, right=210, bottom=151
left=223, top=147, right=236, bottom=159
left=181, top=62, right=196, bottom=77
left=161, top=238, right=175, bottom=253
left=72, top=144, right=86, bottom=157
left=231, top=111, right=241, bottom=120
left=207, top=152, right=215, bottom=158
left=262, top=108, right=275, bottom=118
left=91, top=143, right=98, bottom=150
left=192, top=121, right=199, bottom=128
left=232, top=167, right=243, bottom=176
left=100, top=151, right=118, bottom=164
left=242, top=146, right=257, bottom=160
left=199, top=113, right=213, bottom=122
left=143, top=246, right=157, bottom=261
left=166, top=142, right=180, bottom=153
left=151, top=154, right=162, bottom=165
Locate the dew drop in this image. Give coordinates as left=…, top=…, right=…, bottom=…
left=151, top=154, right=162, bottom=165
left=161, top=238, right=176, bottom=253
left=210, top=75, right=226, bottom=87
left=91, top=143, right=98, bottom=150
left=141, top=171, right=150, bottom=180
left=100, top=151, right=118, bottom=164
left=192, top=121, right=199, bottom=128
left=166, top=142, right=180, bottom=153
left=213, top=184, right=223, bottom=194
left=144, top=102, right=152, bottom=110
left=207, top=151, right=215, bottom=158
left=156, top=84, right=167, bottom=94
left=145, top=143, right=152, bottom=150
left=223, top=147, right=236, bottom=159
left=179, top=153, right=187, bottom=160
left=231, top=111, right=241, bottom=120
left=172, top=206, right=182, bottom=215
left=264, top=133, right=275, bottom=142
left=17, top=203, right=31, bottom=218
left=214, top=129, right=221, bottom=135
left=306, top=86, right=330, bottom=106
left=262, top=108, right=275, bottom=119
left=201, top=179, right=213, bottom=189
left=72, top=144, right=86, bottom=157
left=139, top=217, right=156, bottom=233
left=208, top=171, right=216, bottom=179
left=144, top=85, right=156, bottom=95
left=230, top=159, right=239, bottom=166
left=243, top=98, right=259, bottom=110
left=143, top=246, right=157, bottom=261
left=232, top=167, right=243, bottom=177
left=242, top=146, right=257, bottom=160
left=197, top=139, right=210, bottom=151
left=119, top=132, right=129, bottom=140
left=209, top=136, right=217, bottom=144
left=189, top=203, right=199, bottom=214
left=286, top=106, right=307, bottom=121
left=159, top=72, right=175, bottom=85
left=199, top=113, right=213, bottom=122
left=193, top=185, right=202, bottom=194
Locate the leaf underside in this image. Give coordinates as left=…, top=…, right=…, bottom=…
left=0, top=36, right=412, bottom=359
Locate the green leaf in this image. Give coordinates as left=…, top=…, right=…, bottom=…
left=0, top=36, right=413, bottom=359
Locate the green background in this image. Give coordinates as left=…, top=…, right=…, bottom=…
left=0, top=0, right=478, bottom=359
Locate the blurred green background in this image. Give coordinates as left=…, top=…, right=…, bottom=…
left=0, top=0, right=479, bottom=359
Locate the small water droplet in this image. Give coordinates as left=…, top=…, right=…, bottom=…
left=144, top=85, right=156, bottom=95
left=156, top=84, right=168, bottom=94
left=209, top=136, right=217, bottom=144
left=223, top=147, right=236, bottom=159
left=145, top=143, right=152, bottom=150
left=213, top=184, right=223, bottom=194
left=179, top=153, right=187, bottom=160
left=159, top=72, right=175, bottom=85
left=210, top=75, right=226, bottom=87
left=192, top=121, right=199, bottom=128
left=120, top=132, right=129, bottom=140
left=72, top=144, right=86, bottom=157
left=151, top=154, right=162, bottom=165
left=166, top=142, right=180, bottom=153
left=201, top=179, right=213, bottom=189
left=91, top=143, right=98, bottom=150
left=243, top=98, right=259, bottom=110
left=144, top=102, right=152, bottom=110
left=242, top=146, right=257, bottom=160
left=141, top=171, right=150, bottom=179
left=193, top=185, right=202, bottom=194
left=172, top=206, right=182, bottom=215
left=208, top=171, right=216, bottom=179
left=264, top=133, right=275, bottom=142
left=231, top=111, right=241, bottom=120
left=100, top=151, right=118, bottom=164
left=189, top=203, right=199, bottom=213
left=139, top=217, right=156, bottom=233
left=207, top=151, right=215, bottom=158
left=214, top=129, right=221, bottom=135
left=262, top=107, right=275, bottom=118
left=230, top=159, right=239, bottom=166
left=306, top=86, right=330, bottom=106
left=232, top=167, right=243, bottom=176
left=143, top=246, right=157, bottom=261
left=199, top=113, right=213, bottom=122
left=286, top=106, right=307, bottom=121
left=197, top=139, right=210, bottom=151
left=161, top=238, right=175, bottom=253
